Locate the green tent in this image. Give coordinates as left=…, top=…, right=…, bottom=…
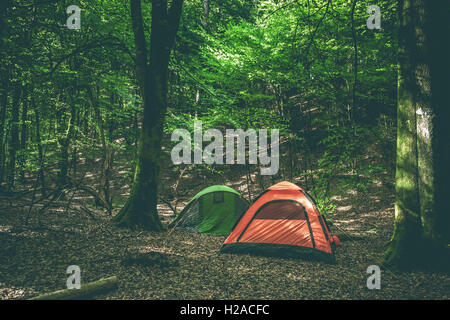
left=169, top=185, right=249, bottom=235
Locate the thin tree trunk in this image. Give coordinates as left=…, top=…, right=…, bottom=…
left=7, top=81, right=21, bottom=189
left=0, top=70, right=8, bottom=184
left=350, top=0, right=358, bottom=123
left=202, top=0, right=209, bottom=31
left=57, top=98, right=75, bottom=187
left=0, top=0, right=11, bottom=183
left=33, top=92, right=46, bottom=196
left=19, top=83, right=29, bottom=182
left=72, top=108, right=79, bottom=178
left=246, top=163, right=252, bottom=202
left=90, top=88, right=114, bottom=212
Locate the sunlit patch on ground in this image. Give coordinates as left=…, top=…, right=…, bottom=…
left=337, top=205, right=353, bottom=212
left=0, top=225, right=12, bottom=233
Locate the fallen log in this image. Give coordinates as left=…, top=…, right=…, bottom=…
left=29, top=276, right=118, bottom=300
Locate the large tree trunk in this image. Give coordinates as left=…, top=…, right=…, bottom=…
left=114, top=0, right=183, bottom=230
left=384, top=0, right=450, bottom=270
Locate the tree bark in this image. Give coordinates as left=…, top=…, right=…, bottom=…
left=114, top=0, right=183, bottom=230
left=384, top=0, right=450, bottom=269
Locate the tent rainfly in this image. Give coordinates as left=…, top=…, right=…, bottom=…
left=220, top=181, right=340, bottom=262
left=169, top=185, right=249, bottom=235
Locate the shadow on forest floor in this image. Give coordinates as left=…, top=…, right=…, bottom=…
left=0, top=161, right=448, bottom=300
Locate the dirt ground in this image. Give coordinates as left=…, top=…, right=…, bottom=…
left=1, top=169, right=449, bottom=300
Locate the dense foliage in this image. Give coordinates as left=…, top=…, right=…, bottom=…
left=0, top=1, right=398, bottom=215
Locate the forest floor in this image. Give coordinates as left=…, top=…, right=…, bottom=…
left=0, top=158, right=449, bottom=300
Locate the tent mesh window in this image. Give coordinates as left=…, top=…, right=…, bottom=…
left=256, top=201, right=306, bottom=220
left=213, top=191, right=225, bottom=203
left=178, top=200, right=202, bottom=232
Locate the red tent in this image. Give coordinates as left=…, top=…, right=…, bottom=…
left=220, top=181, right=340, bottom=262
